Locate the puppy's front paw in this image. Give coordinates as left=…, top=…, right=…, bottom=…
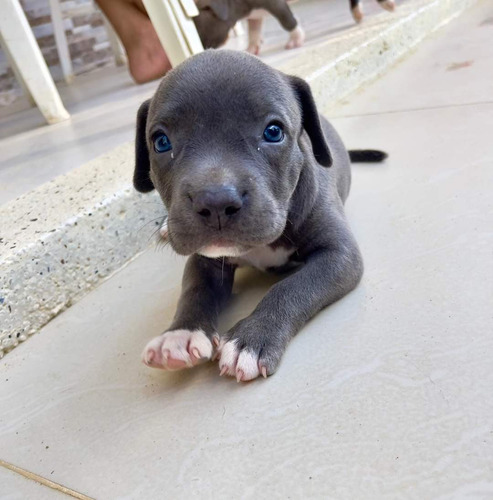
left=217, top=331, right=285, bottom=382
left=285, top=26, right=305, bottom=50
left=142, top=329, right=216, bottom=370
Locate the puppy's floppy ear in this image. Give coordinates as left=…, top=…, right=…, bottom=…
left=196, top=0, right=229, bottom=21
left=134, top=99, right=154, bottom=193
left=289, top=76, right=332, bottom=167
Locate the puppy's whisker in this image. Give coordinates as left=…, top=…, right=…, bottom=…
left=147, top=225, right=169, bottom=246
left=136, top=216, right=168, bottom=235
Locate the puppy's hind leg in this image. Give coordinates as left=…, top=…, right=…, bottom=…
left=246, top=17, right=264, bottom=55
left=350, top=0, right=364, bottom=23
left=377, top=0, right=396, bottom=12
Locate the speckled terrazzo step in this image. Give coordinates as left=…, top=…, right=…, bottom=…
left=0, top=0, right=478, bottom=358
left=0, top=144, right=164, bottom=355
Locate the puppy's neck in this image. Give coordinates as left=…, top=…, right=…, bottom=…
left=287, top=159, right=320, bottom=232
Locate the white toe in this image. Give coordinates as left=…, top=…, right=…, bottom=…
left=235, top=350, right=260, bottom=382
left=142, top=335, right=165, bottom=366
left=218, top=340, right=239, bottom=376
left=142, top=329, right=213, bottom=370
left=189, top=330, right=214, bottom=360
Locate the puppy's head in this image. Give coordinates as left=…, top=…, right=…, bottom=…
left=193, top=0, right=234, bottom=49
left=134, top=50, right=331, bottom=257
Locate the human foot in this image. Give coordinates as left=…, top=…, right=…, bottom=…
left=96, top=0, right=172, bottom=83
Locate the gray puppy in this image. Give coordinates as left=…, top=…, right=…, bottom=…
left=134, top=50, right=385, bottom=382
left=193, top=0, right=304, bottom=53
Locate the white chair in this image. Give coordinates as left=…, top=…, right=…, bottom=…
left=143, top=0, right=204, bottom=68
left=0, top=0, right=69, bottom=124
left=0, top=0, right=203, bottom=126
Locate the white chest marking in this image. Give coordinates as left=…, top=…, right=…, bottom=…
left=233, top=246, right=296, bottom=271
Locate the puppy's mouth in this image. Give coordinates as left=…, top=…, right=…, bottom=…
left=197, top=240, right=250, bottom=259
left=165, top=200, right=288, bottom=257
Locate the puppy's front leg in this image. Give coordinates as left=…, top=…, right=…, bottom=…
left=219, top=237, right=363, bottom=381
left=142, top=255, right=235, bottom=370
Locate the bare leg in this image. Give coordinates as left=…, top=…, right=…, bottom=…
left=95, top=0, right=171, bottom=83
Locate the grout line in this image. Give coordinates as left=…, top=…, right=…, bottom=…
left=331, top=100, right=493, bottom=118
left=0, top=459, right=95, bottom=500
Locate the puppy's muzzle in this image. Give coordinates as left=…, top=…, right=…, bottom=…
left=190, top=185, right=245, bottom=230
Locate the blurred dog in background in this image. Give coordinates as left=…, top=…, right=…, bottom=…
left=193, top=0, right=396, bottom=55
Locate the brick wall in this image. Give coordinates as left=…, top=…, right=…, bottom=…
left=0, top=0, right=117, bottom=107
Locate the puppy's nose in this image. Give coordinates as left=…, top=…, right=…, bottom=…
left=191, top=186, right=243, bottom=224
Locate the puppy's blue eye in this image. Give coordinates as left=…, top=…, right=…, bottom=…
left=153, top=133, right=172, bottom=153
left=263, top=124, right=284, bottom=143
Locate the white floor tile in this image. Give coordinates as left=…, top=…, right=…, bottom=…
left=0, top=465, right=68, bottom=499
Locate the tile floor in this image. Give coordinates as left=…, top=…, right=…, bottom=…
left=1, top=1, right=492, bottom=498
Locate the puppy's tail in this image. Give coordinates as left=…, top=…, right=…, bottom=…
left=348, top=149, right=388, bottom=163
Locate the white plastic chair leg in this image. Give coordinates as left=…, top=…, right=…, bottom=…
left=143, top=0, right=203, bottom=68
left=48, top=0, right=74, bottom=84
left=0, top=32, right=35, bottom=106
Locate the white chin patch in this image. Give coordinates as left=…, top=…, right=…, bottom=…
left=159, top=220, right=168, bottom=239
left=198, top=245, right=245, bottom=258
